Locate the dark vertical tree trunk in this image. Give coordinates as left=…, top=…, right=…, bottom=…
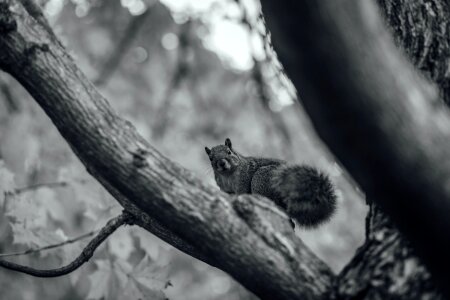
left=333, top=1, right=450, bottom=298
left=334, top=1, right=450, bottom=298
left=333, top=204, right=444, bottom=299
left=260, top=0, right=450, bottom=298
left=378, top=0, right=450, bottom=105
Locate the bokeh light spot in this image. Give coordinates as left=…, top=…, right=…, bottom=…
left=131, top=46, right=148, bottom=64
left=161, top=33, right=179, bottom=50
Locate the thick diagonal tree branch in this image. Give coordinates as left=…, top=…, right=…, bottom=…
left=0, top=212, right=132, bottom=277
left=0, top=1, right=333, bottom=298
left=260, top=0, right=450, bottom=294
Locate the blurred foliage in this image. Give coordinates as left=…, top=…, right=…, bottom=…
left=0, top=0, right=367, bottom=299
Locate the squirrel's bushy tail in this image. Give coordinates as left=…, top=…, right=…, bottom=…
left=271, top=165, right=337, bottom=227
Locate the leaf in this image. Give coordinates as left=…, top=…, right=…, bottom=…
left=64, top=239, right=85, bottom=267
left=9, top=223, right=67, bottom=249
left=23, top=134, right=41, bottom=173
left=108, top=227, right=135, bottom=260
left=88, top=256, right=169, bottom=300
left=133, top=228, right=160, bottom=259
left=87, top=259, right=130, bottom=300
left=58, top=164, right=121, bottom=222
left=119, top=255, right=168, bottom=300
left=122, top=277, right=166, bottom=300
left=1, top=114, right=42, bottom=175
left=132, top=227, right=173, bottom=264
left=33, top=187, right=67, bottom=223
left=5, top=190, right=67, bottom=253
left=87, top=261, right=121, bottom=300
left=6, top=192, right=48, bottom=231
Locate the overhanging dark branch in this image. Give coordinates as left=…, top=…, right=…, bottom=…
left=260, top=0, right=450, bottom=294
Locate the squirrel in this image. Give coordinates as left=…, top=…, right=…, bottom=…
left=205, top=138, right=337, bottom=227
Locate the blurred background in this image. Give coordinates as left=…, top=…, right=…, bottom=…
left=0, top=0, right=367, bottom=299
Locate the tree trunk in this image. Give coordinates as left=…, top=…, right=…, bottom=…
left=333, top=204, right=443, bottom=299
left=331, top=2, right=450, bottom=298
left=260, top=0, right=450, bottom=298
left=336, top=1, right=450, bottom=298
left=378, top=0, right=450, bottom=106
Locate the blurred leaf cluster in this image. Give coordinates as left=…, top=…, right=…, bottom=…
left=0, top=0, right=366, bottom=299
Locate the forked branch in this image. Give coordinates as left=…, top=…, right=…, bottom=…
left=0, top=1, right=333, bottom=298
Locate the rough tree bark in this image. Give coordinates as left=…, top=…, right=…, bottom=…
left=1, top=0, right=450, bottom=299
left=330, top=1, right=450, bottom=299
left=0, top=1, right=332, bottom=299
left=260, top=0, right=450, bottom=298
left=378, top=0, right=450, bottom=105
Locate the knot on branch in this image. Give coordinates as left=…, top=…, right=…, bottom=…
left=130, top=148, right=150, bottom=168
left=232, top=195, right=255, bottom=220
left=0, top=3, right=17, bottom=33
left=25, top=42, right=49, bottom=56
left=21, top=42, right=49, bottom=68
left=122, top=210, right=137, bottom=226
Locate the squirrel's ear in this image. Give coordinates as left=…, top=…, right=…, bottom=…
left=225, top=138, right=232, bottom=149
left=205, top=147, right=211, bottom=155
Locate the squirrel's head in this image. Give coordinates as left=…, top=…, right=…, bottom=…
left=205, top=138, right=240, bottom=175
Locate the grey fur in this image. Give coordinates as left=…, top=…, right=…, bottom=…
left=205, top=138, right=337, bottom=227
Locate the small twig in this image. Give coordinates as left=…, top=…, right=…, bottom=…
left=0, top=212, right=135, bottom=277
left=0, top=74, right=19, bottom=112
left=94, top=9, right=152, bottom=86
left=13, top=181, right=69, bottom=194
left=0, top=229, right=97, bottom=258
left=3, top=181, right=70, bottom=214
left=152, top=21, right=191, bottom=139
left=234, top=0, right=293, bottom=148
left=19, top=0, right=57, bottom=40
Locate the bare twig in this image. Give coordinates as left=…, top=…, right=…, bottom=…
left=234, top=0, right=293, bottom=148
left=13, top=181, right=69, bottom=194
left=19, top=0, right=56, bottom=39
left=0, top=212, right=134, bottom=277
left=0, top=228, right=97, bottom=258
left=0, top=73, right=19, bottom=112
left=94, top=9, right=152, bottom=86
left=252, top=59, right=293, bottom=147
left=152, top=21, right=191, bottom=139
left=2, top=181, right=70, bottom=215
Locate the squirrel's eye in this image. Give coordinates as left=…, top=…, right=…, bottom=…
left=227, top=150, right=232, bottom=155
